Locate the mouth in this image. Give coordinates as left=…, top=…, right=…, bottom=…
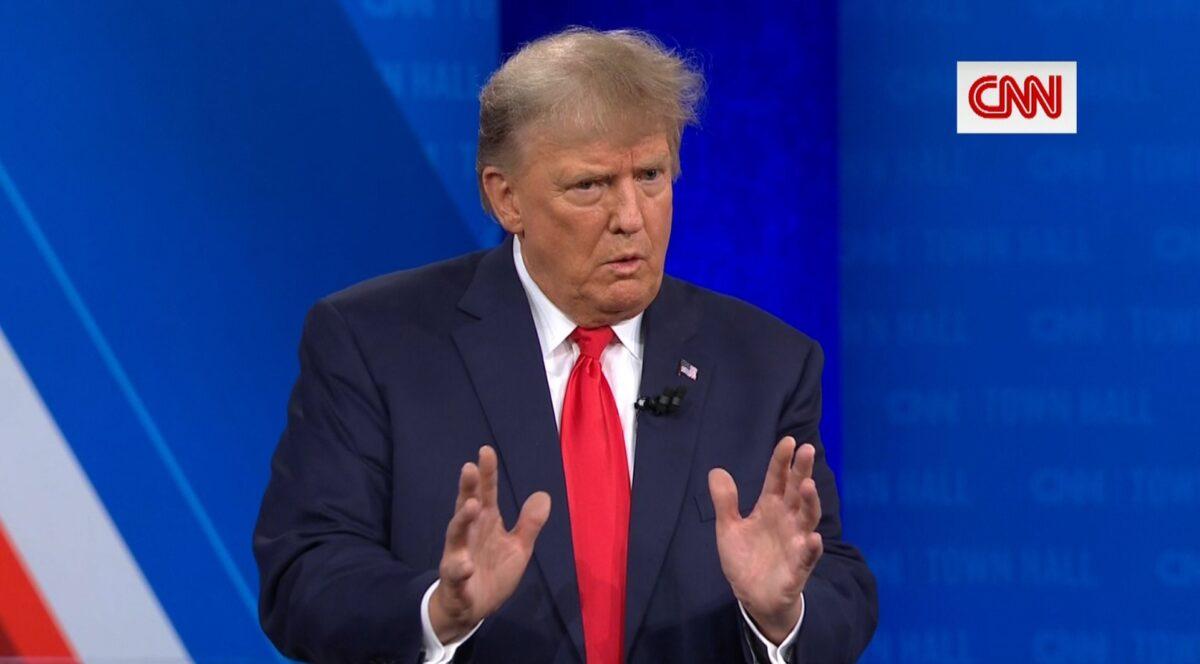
left=603, top=254, right=646, bottom=275
left=607, top=253, right=644, bottom=264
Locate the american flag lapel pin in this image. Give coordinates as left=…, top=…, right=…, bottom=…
left=678, top=359, right=698, bottom=381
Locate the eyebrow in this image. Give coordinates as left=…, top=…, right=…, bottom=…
left=636, top=153, right=670, bottom=169
left=552, top=151, right=671, bottom=186
left=564, top=168, right=611, bottom=180
left=560, top=154, right=670, bottom=177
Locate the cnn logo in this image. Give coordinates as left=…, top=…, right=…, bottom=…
left=957, top=61, right=1077, bottom=134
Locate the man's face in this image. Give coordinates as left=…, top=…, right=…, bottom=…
left=487, top=130, right=674, bottom=327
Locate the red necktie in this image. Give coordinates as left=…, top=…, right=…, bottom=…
left=561, top=326, right=630, bottom=664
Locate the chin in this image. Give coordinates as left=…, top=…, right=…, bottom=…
left=597, top=281, right=658, bottom=319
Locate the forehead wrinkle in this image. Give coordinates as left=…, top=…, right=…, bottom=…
left=565, top=142, right=669, bottom=170
left=529, top=131, right=671, bottom=183
left=546, top=151, right=616, bottom=181
left=546, top=151, right=620, bottom=182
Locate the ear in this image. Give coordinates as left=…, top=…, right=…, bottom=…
left=481, top=166, right=523, bottom=235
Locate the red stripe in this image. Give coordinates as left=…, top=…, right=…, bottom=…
left=0, top=517, right=76, bottom=659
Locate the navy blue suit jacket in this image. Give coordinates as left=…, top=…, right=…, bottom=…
left=254, top=236, right=877, bottom=663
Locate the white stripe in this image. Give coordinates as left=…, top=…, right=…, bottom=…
left=0, top=326, right=189, bottom=661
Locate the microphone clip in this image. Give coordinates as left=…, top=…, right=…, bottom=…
left=635, top=386, right=688, bottom=416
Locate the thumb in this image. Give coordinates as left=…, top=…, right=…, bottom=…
left=708, top=468, right=741, bottom=524
left=512, top=491, right=552, bottom=550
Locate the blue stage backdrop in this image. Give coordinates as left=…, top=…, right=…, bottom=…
left=838, top=2, right=1200, bottom=662
left=3, top=1, right=1196, bottom=662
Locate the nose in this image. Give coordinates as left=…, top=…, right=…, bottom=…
left=609, top=177, right=646, bottom=235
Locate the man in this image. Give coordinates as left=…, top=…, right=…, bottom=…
left=254, top=27, right=876, bottom=663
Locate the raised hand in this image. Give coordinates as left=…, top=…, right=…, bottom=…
left=707, top=436, right=823, bottom=644
left=429, top=445, right=551, bottom=643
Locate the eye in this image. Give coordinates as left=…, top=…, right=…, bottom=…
left=574, top=179, right=597, bottom=191
left=640, top=168, right=662, bottom=181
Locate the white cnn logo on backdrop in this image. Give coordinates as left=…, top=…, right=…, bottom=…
left=957, top=61, right=1077, bottom=134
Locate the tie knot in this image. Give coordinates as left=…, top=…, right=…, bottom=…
left=571, top=326, right=615, bottom=360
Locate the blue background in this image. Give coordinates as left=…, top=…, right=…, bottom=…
left=839, top=3, right=1200, bottom=662
left=0, top=1, right=1196, bottom=661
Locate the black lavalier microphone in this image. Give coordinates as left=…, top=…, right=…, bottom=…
left=635, top=386, right=687, bottom=416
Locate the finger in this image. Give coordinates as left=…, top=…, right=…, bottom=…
left=784, top=443, right=816, bottom=511
left=758, top=436, right=797, bottom=501
left=708, top=468, right=741, bottom=524
left=798, top=531, right=823, bottom=570
left=792, top=442, right=816, bottom=481
left=511, top=491, right=552, bottom=550
left=444, top=497, right=480, bottom=555
left=797, top=477, right=822, bottom=531
left=455, top=462, right=480, bottom=511
left=478, top=445, right=498, bottom=509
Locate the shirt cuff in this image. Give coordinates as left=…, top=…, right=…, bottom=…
left=419, top=579, right=484, bottom=663
left=738, top=595, right=805, bottom=664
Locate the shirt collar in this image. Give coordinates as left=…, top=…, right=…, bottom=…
left=512, top=234, right=643, bottom=360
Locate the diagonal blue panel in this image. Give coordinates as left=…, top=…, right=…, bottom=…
left=338, top=0, right=502, bottom=247
left=0, top=1, right=490, bottom=658
left=0, top=158, right=275, bottom=660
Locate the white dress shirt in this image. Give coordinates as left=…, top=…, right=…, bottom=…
left=419, top=236, right=802, bottom=663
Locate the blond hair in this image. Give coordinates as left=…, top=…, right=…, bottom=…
left=476, top=27, right=705, bottom=217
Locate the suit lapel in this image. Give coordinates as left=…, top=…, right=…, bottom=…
left=451, top=236, right=586, bottom=660
left=624, top=277, right=713, bottom=661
